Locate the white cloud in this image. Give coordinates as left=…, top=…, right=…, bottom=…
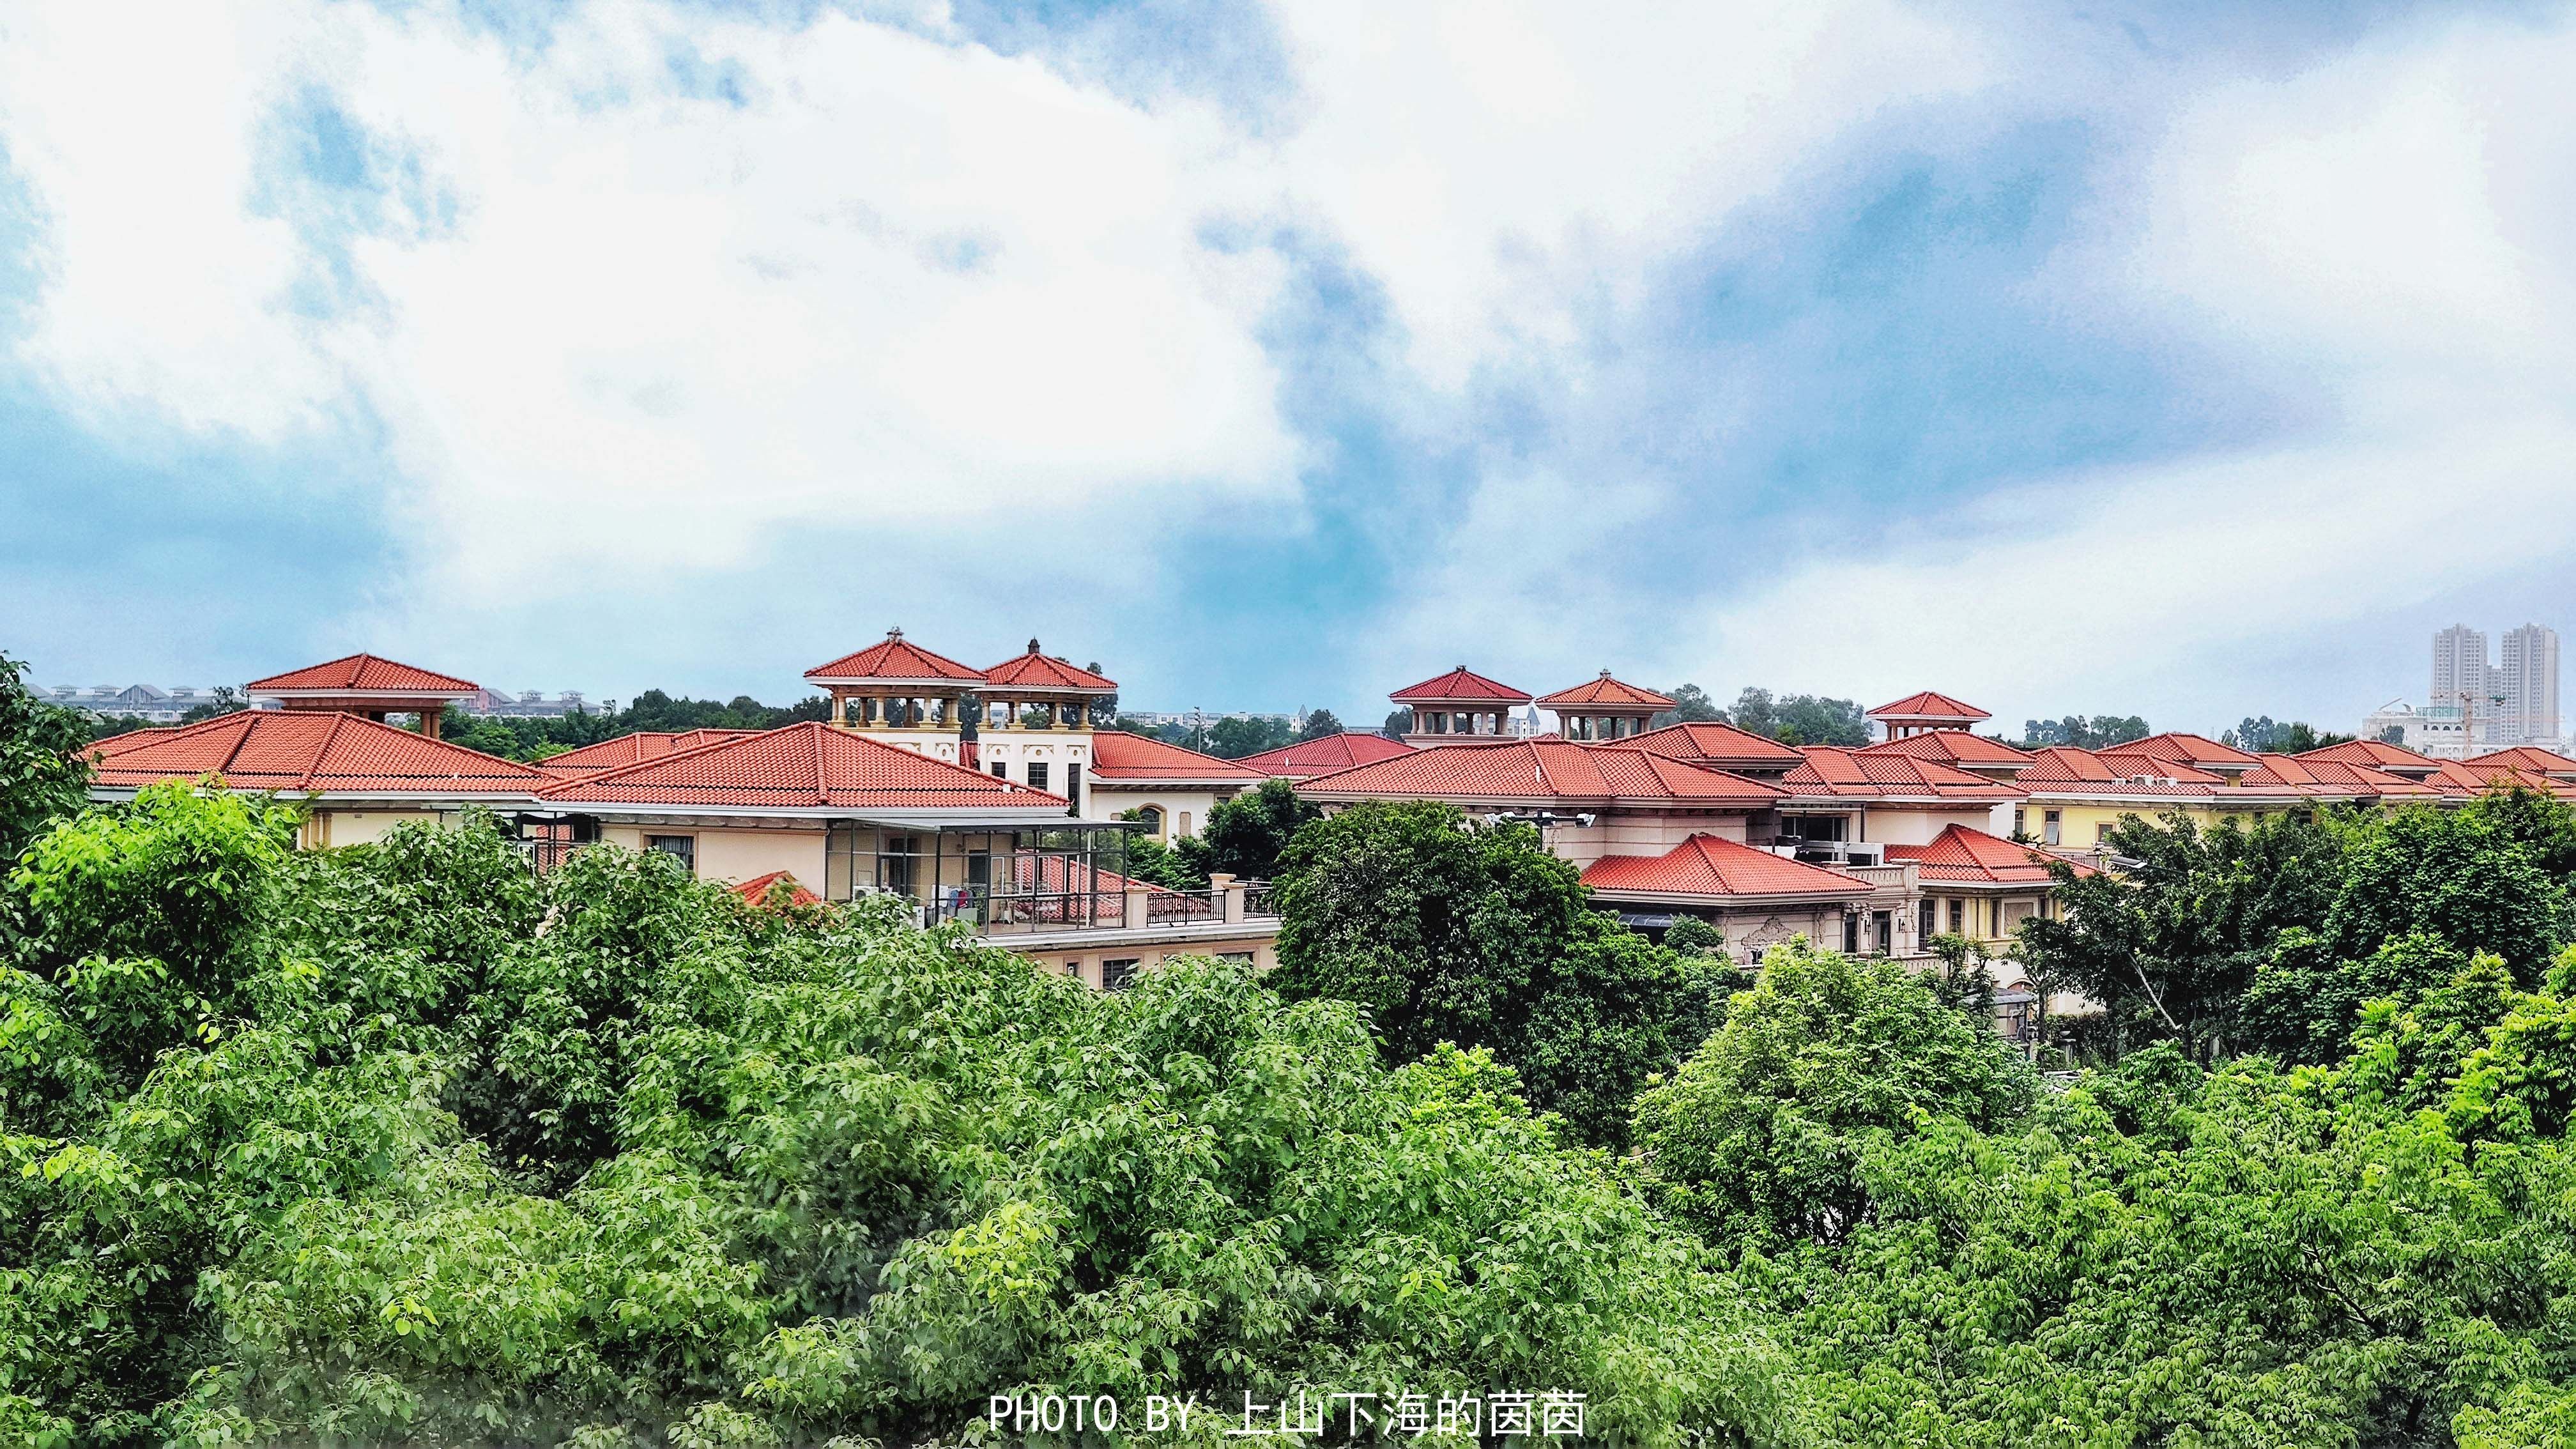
left=0, top=0, right=1999, bottom=610
left=1661, top=10, right=2576, bottom=728
left=0, top=0, right=1298, bottom=591
left=1263, top=0, right=1996, bottom=390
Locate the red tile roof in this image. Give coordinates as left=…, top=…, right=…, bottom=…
left=1234, top=732, right=1417, bottom=778
left=533, top=729, right=762, bottom=775
left=1297, top=738, right=1786, bottom=807
left=2119, top=732, right=2263, bottom=771
left=1867, top=689, right=1989, bottom=723
left=2466, top=746, right=2576, bottom=778
left=535, top=721, right=1064, bottom=810
left=2239, top=754, right=2445, bottom=799
left=246, top=653, right=478, bottom=695
left=1535, top=671, right=1674, bottom=710
left=980, top=641, right=1116, bottom=693
left=1087, top=730, right=1269, bottom=783
left=86, top=710, right=547, bottom=796
left=2016, top=746, right=2228, bottom=794
left=1782, top=747, right=2025, bottom=801
left=1625, top=721, right=1807, bottom=770
left=1389, top=666, right=1533, bottom=705
left=732, top=870, right=821, bottom=908
left=804, top=629, right=985, bottom=684
left=1581, top=834, right=1871, bottom=900
left=2298, top=739, right=2446, bottom=774
left=2428, top=759, right=2576, bottom=800
left=1885, top=824, right=2093, bottom=884
left=1857, top=730, right=2037, bottom=767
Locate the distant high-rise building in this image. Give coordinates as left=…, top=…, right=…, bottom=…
left=2432, top=624, right=2488, bottom=719
left=2501, top=624, right=2561, bottom=747
left=2426, top=622, right=2562, bottom=751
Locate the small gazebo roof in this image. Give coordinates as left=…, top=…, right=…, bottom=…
left=804, top=627, right=985, bottom=686
left=1536, top=671, right=1674, bottom=712
left=981, top=640, right=1117, bottom=694
left=246, top=652, right=477, bottom=701
left=1390, top=666, right=1532, bottom=706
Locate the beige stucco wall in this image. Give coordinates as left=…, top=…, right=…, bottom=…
left=1085, top=784, right=1239, bottom=841
left=1532, top=810, right=1756, bottom=868
left=313, top=809, right=446, bottom=847
left=597, top=824, right=830, bottom=892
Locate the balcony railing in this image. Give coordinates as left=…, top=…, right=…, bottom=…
left=1241, top=878, right=1278, bottom=917
left=1147, top=889, right=1223, bottom=925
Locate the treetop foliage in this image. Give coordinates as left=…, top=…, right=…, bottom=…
left=2020, top=713, right=2151, bottom=749
left=1, top=785, right=1788, bottom=1446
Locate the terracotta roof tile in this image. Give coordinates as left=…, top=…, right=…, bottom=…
left=1535, top=671, right=1674, bottom=710
left=1857, top=730, right=2037, bottom=767
left=1297, top=737, right=1786, bottom=806
left=1867, top=689, right=1989, bottom=723
left=1389, top=666, right=1533, bottom=705
left=87, top=710, right=546, bottom=795
left=2120, top=732, right=2264, bottom=770
left=1234, top=732, right=1416, bottom=778
left=732, top=870, right=821, bottom=908
left=534, top=729, right=762, bottom=775
left=980, top=641, right=1116, bottom=693
left=1782, top=747, right=2025, bottom=800
left=536, top=721, right=1064, bottom=810
left=1087, top=730, right=1269, bottom=783
left=246, top=653, right=478, bottom=695
left=1581, top=834, right=1871, bottom=899
left=804, top=629, right=985, bottom=684
left=1624, top=721, right=1807, bottom=770
left=2466, top=746, right=2576, bottom=778
left=1885, top=824, right=2092, bottom=884
left=2428, top=759, right=2576, bottom=799
left=2239, top=755, right=2445, bottom=798
left=2299, top=739, right=2446, bottom=773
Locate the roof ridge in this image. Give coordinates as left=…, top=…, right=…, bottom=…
left=809, top=720, right=829, bottom=806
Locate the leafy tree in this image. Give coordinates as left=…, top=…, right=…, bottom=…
left=1294, top=707, right=1343, bottom=740
left=1268, top=801, right=1724, bottom=1147
left=1663, top=914, right=1724, bottom=956
left=1172, top=777, right=1316, bottom=882
left=1204, top=714, right=1295, bottom=759
left=1111, top=810, right=1202, bottom=890
left=2324, top=804, right=2567, bottom=983
left=0, top=806, right=1790, bottom=1446
left=1728, top=687, right=1869, bottom=746
left=0, top=651, right=93, bottom=867
left=1382, top=706, right=1413, bottom=737
left=1924, top=931, right=1999, bottom=1024
left=1651, top=684, right=1727, bottom=726
left=2221, top=715, right=2354, bottom=753
left=1632, top=940, right=2035, bottom=1247
left=2022, top=714, right=2151, bottom=748
left=2016, top=809, right=2345, bottom=1059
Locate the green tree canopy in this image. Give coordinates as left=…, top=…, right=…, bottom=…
left=1632, top=940, right=2035, bottom=1248
left=0, top=797, right=1788, bottom=1446
left=1172, top=777, right=1316, bottom=881
left=0, top=651, right=93, bottom=868
left=1204, top=714, right=1295, bottom=759
left=1726, top=687, right=1870, bottom=746
left=1267, top=801, right=1724, bottom=1147
left=2021, top=713, right=2151, bottom=748
left=1294, top=707, right=1343, bottom=740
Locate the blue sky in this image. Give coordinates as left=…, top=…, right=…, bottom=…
left=6, top=0, right=2576, bottom=734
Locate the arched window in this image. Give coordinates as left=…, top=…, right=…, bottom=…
left=1135, top=804, right=1165, bottom=838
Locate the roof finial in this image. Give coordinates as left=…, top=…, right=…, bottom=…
left=1600, top=668, right=1613, bottom=678
left=1028, top=638, right=1042, bottom=654
left=887, top=625, right=904, bottom=640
